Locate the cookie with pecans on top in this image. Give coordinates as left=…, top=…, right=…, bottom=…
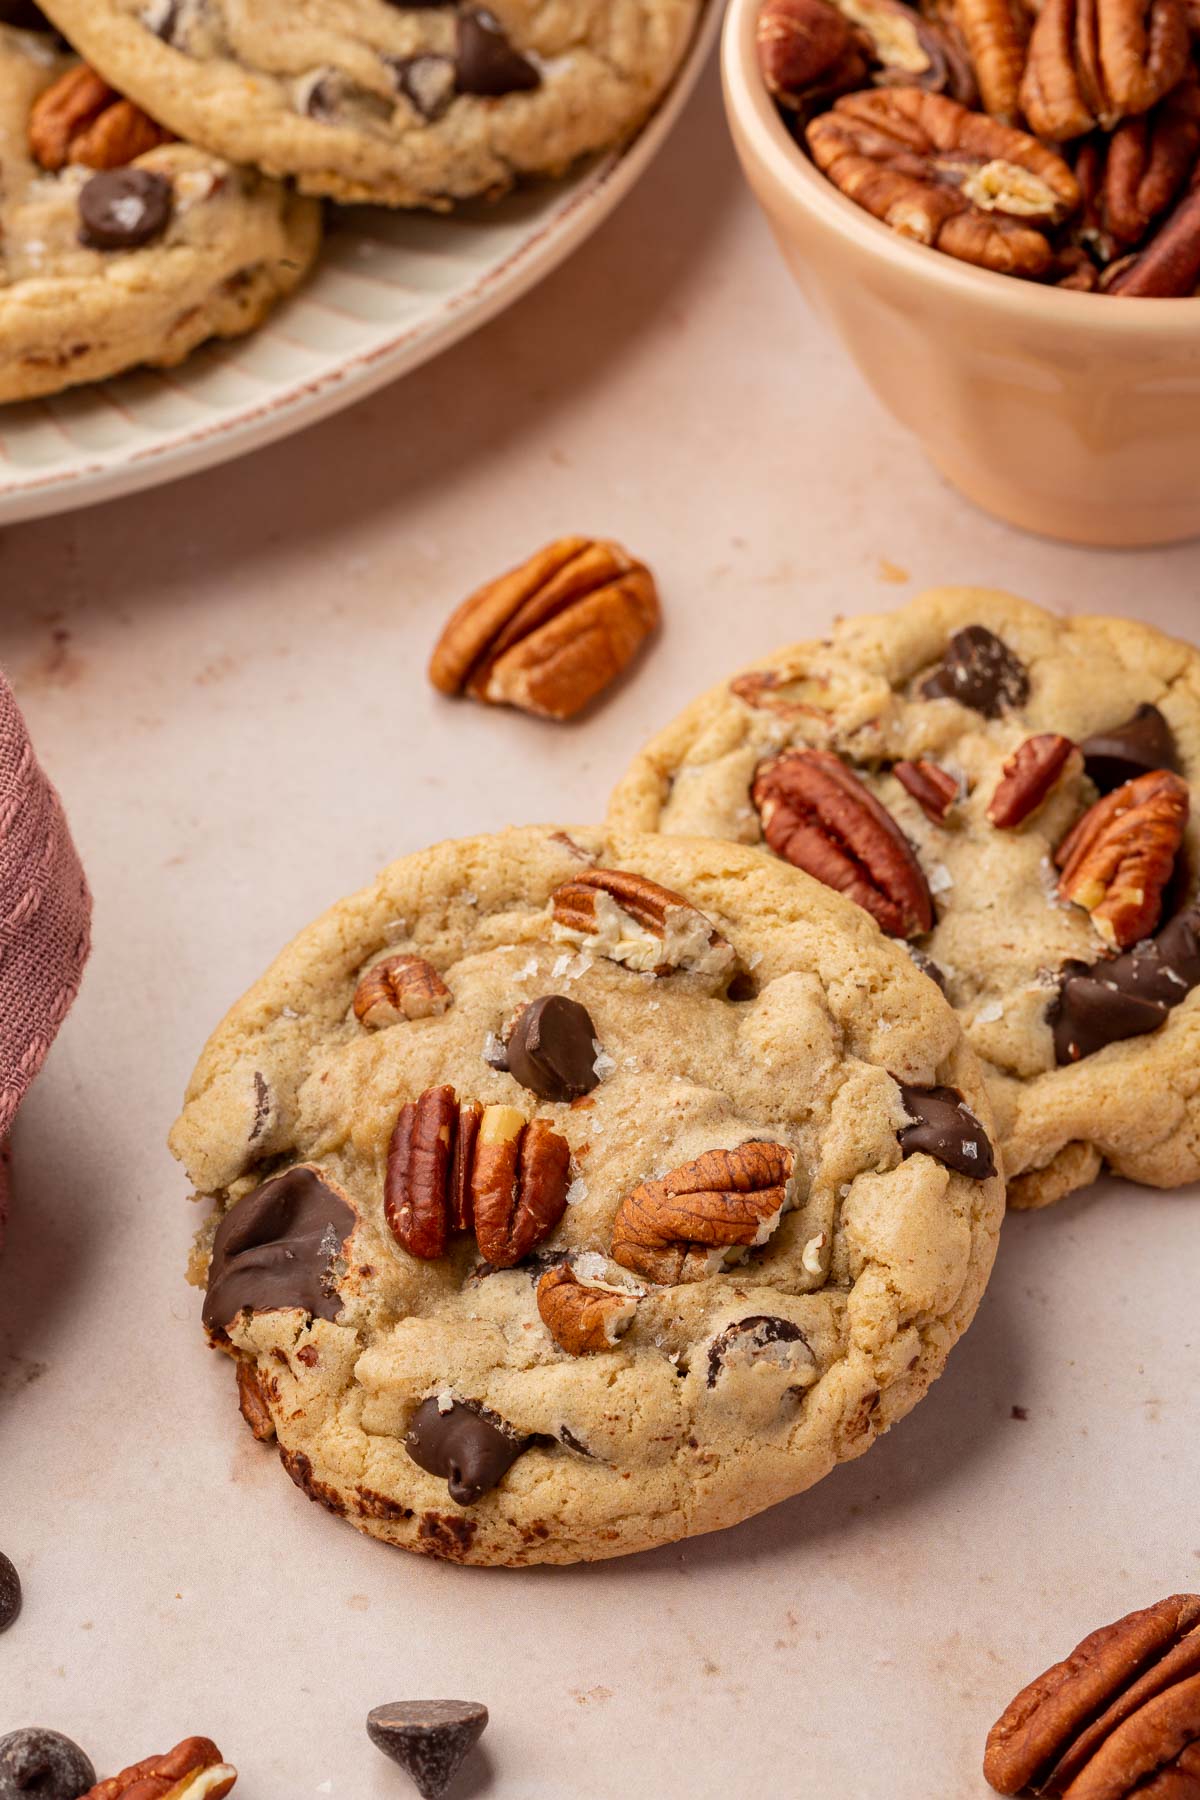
left=171, top=826, right=1001, bottom=1565
left=609, top=588, right=1200, bottom=1210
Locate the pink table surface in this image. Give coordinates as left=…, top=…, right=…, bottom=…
left=1, top=57, right=1197, bottom=1800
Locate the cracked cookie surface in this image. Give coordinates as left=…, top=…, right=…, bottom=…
left=36, top=1, right=703, bottom=209
left=0, top=24, right=320, bottom=402
left=608, top=588, right=1200, bottom=1208
left=171, top=826, right=1002, bottom=1566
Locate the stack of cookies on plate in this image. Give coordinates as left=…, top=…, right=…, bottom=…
left=172, top=572, right=1200, bottom=1567
left=0, top=1, right=703, bottom=401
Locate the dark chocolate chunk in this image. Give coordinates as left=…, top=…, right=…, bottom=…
left=907, top=945, right=948, bottom=992
left=405, top=1397, right=529, bottom=1506
left=1080, top=703, right=1179, bottom=794
left=366, top=1701, right=488, bottom=1800
left=78, top=169, right=172, bottom=252
left=0, top=1553, right=19, bottom=1634
left=559, top=1425, right=596, bottom=1458
left=456, top=9, right=541, bottom=96
left=503, top=995, right=600, bottom=1103
left=202, top=1167, right=355, bottom=1332
left=706, top=1315, right=810, bottom=1388
left=0, top=2, right=49, bottom=27
left=393, top=53, right=457, bottom=121
left=920, top=625, right=1030, bottom=718
left=897, top=1083, right=996, bottom=1180
left=0, top=1729, right=96, bottom=1800
left=1049, top=904, right=1200, bottom=1063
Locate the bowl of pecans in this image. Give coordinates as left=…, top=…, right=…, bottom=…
left=722, top=0, right=1200, bottom=545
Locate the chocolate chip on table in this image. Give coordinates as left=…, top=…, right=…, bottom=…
left=0, top=1728, right=96, bottom=1800
left=202, top=1166, right=356, bottom=1333
left=456, top=8, right=541, bottom=97
left=920, top=625, right=1030, bottom=718
left=1050, top=903, right=1200, bottom=1062
left=366, top=1701, right=488, bottom=1800
left=0, top=1553, right=20, bottom=1634
left=1080, top=703, right=1179, bottom=793
left=897, top=1083, right=997, bottom=1179
left=503, top=996, right=601, bottom=1103
left=405, top=1397, right=529, bottom=1506
left=78, top=168, right=173, bottom=252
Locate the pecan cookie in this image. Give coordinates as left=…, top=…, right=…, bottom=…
left=0, top=25, right=320, bottom=402
left=608, top=589, right=1200, bottom=1210
left=171, top=827, right=1002, bottom=1565
left=34, top=1, right=703, bottom=209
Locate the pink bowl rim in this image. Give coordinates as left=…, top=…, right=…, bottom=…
left=722, top=0, right=1200, bottom=333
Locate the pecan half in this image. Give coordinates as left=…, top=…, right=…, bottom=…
left=756, top=0, right=872, bottom=110
left=894, top=757, right=960, bottom=822
left=984, top=1593, right=1200, bottom=1796
left=1078, top=78, right=1200, bottom=253
left=470, top=1107, right=570, bottom=1269
left=807, top=88, right=1079, bottom=276
left=1107, top=179, right=1200, bottom=292
left=536, top=1262, right=638, bottom=1355
left=987, top=733, right=1075, bottom=828
left=1056, top=769, right=1188, bottom=947
left=549, top=867, right=737, bottom=979
left=353, top=954, right=452, bottom=1029
left=954, top=0, right=1033, bottom=121
left=385, top=1086, right=479, bottom=1260
left=753, top=748, right=934, bottom=937
left=82, top=1737, right=237, bottom=1800
left=611, top=1142, right=795, bottom=1285
left=427, top=537, right=659, bottom=721
left=29, top=64, right=173, bottom=172
left=1020, top=0, right=1190, bottom=139
left=235, top=1360, right=275, bottom=1443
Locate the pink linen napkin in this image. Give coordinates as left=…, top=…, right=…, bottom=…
left=0, top=671, right=91, bottom=1246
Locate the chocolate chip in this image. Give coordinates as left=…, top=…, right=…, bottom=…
left=78, top=169, right=172, bottom=252
left=202, top=1166, right=356, bottom=1333
left=0, top=1554, right=20, bottom=1634
left=503, top=996, right=600, bottom=1103
left=1080, top=703, right=1179, bottom=794
left=559, top=1425, right=596, bottom=1458
left=920, top=625, right=1030, bottom=718
left=907, top=945, right=948, bottom=992
left=1049, top=903, right=1200, bottom=1063
left=0, top=2, right=49, bottom=27
left=897, top=1083, right=996, bottom=1180
left=456, top=8, right=541, bottom=97
left=404, top=1397, right=529, bottom=1506
left=0, top=1729, right=96, bottom=1800
left=366, top=1701, right=488, bottom=1800
left=706, top=1316, right=810, bottom=1388
left=393, top=54, right=457, bottom=121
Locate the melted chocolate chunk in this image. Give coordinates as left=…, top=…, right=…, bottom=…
left=405, top=1398, right=529, bottom=1506
left=1080, top=703, right=1179, bottom=794
left=78, top=169, right=172, bottom=251
left=706, top=1316, right=810, bottom=1388
left=393, top=53, right=457, bottom=121
left=1050, top=904, right=1200, bottom=1063
left=0, top=1, right=49, bottom=26
left=897, top=1084, right=996, bottom=1180
left=456, top=9, right=541, bottom=96
left=907, top=945, right=948, bottom=992
left=367, top=1702, right=488, bottom=1800
left=920, top=625, right=1029, bottom=718
left=202, top=1167, right=355, bottom=1332
left=0, top=1729, right=95, bottom=1800
left=0, top=1553, right=20, bottom=1634
left=504, top=995, right=600, bottom=1103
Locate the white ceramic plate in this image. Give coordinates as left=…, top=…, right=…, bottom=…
left=0, top=3, right=717, bottom=525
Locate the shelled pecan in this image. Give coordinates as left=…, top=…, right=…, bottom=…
left=1056, top=768, right=1189, bottom=946
left=1020, top=0, right=1190, bottom=139
left=353, top=954, right=452, bottom=1028
left=1107, top=176, right=1200, bottom=288
left=894, top=757, right=960, bottom=822
left=536, top=1262, right=639, bottom=1354
left=835, top=0, right=978, bottom=100
left=82, top=1737, right=237, bottom=1800
left=757, top=0, right=872, bottom=110
left=29, top=63, right=174, bottom=171
left=1076, top=77, right=1200, bottom=253
left=954, top=0, right=1033, bottom=120
left=987, top=733, right=1076, bottom=827
left=611, top=1142, right=795, bottom=1285
left=549, top=867, right=737, bottom=980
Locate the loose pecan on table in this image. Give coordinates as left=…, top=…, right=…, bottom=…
left=807, top=88, right=1080, bottom=274
left=82, top=1737, right=237, bottom=1800
left=536, top=1262, right=639, bottom=1355
left=611, top=1142, right=795, bottom=1285
left=1056, top=768, right=1189, bottom=947
left=753, top=747, right=934, bottom=937
left=1020, top=0, right=1190, bottom=140
left=427, top=537, right=659, bottom=721
left=549, top=866, right=738, bottom=979
left=29, top=63, right=173, bottom=171
left=987, top=733, right=1075, bottom=828
left=984, top=1592, right=1200, bottom=1795
left=353, top=953, right=452, bottom=1028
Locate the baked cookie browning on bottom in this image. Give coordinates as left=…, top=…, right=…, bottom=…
left=171, top=828, right=1003, bottom=1566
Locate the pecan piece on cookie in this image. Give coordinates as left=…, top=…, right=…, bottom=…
left=235, top=1360, right=276, bottom=1443
left=1056, top=769, right=1189, bottom=948
left=1020, top=0, right=1190, bottom=139
left=353, top=954, right=452, bottom=1028
left=983, top=1593, right=1200, bottom=1796
left=806, top=89, right=1079, bottom=277
left=550, top=867, right=738, bottom=980
left=894, top=757, right=960, bottom=823
left=987, top=733, right=1076, bottom=828
left=611, top=1142, right=795, bottom=1285
left=756, top=0, right=872, bottom=111
left=29, top=63, right=173, bottom=171
left=753, top=748, right=934, bottom=938
left=470, top=1107, right=570, bottom=1269
left=81, top=1736, right=237, bottom=1800
left=536, top=1262, right=638, bottom=1355
left=428, top=537, right=659, bottom=721
left=385, top=1086, right=480, bottom=1260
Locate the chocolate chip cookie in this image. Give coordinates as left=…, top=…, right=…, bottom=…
left=172, top=827, right=1002, bottom=1565
left=609, top=588, right=1200, bottom=1210
left=0, top=25, right=320, bottom=403
left=35, top=2, right=703, bottom=209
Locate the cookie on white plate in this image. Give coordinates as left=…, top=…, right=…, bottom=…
left=172, top=826, right=1002, bottom=1565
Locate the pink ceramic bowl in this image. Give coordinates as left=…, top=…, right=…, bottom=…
left=722, top=0, right=1200, bottom=547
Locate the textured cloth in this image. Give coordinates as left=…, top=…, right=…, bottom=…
left=0, top=671, right=91, bottom=1244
